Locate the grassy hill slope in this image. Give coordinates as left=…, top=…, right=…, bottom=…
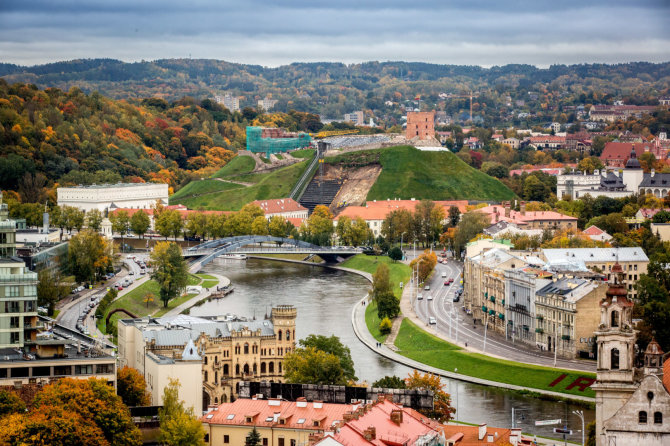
left=212, top=155, right=256, bottom=178
left=170, top=158, right=311, bottom=210
left=328, top=146, right=516, bottom=201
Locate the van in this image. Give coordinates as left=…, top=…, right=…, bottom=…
left=429, top=317, right=437, bottom=325
left=442, top=272, right=447, bottom=278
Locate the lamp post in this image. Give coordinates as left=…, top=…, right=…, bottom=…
left=483, top=307, right=488, bottom=353
left=572, top=410, right=584, bottom=446
left=414, top=259, right=424, bottom=306
left=401, top=232, right=407, bottom=259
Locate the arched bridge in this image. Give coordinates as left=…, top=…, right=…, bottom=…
left=184, top=235, right=361, bottom=267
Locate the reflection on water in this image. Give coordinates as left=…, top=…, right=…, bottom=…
left=194, top=257, right=594, bottom=439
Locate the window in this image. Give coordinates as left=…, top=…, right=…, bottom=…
left=75, top=364, right=93, bottom=375
left=639, top=411, right=647, bottom=424
left=611, top=348, right=620, bottom=370
left=278, top=438, right=285, bottom=446
left=611, top=311, right=619, bottom=328
left=286, top=330, right=290, bottom=341
left=278, top=331, right=282, bottom=341
left=96, top=364, right=114, bottom=374
left=10, top=332, right=19, bottom=343
left=634, top=264, right=638, bottom=271
left=8, top=286, right=19, bottom=297
left=290, top=440, right=296, bottom=446
left=244, top=343, right=249, bottom=354
left=262, top=439, right=268, bottom=446
left=654, top=412, right=662, bottom=424
left=223, top=435, right=229, bottom=443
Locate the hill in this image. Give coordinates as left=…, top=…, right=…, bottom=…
left=326, top=146, right=516, bottom=202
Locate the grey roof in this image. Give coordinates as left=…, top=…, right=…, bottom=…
left=141, top=317, right=276, bottom=347
left=542, top=247, right=648, bottom=263
left=59, top=182, right=167, bottom=190
left=600, top=171, right=626, bottom=190
left=639, top=173, right=670, bottom=188
left=537, top=277, right=599, bottom=303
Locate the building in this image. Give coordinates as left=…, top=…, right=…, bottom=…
left=218, top=93, right=240, bottom=112
left=252, top=198, right=308, bottom=221
left=650, top=222, right=670, bottom=242
left=540, top=248, right=648, bottom=300
left=246, top=127, right=312, bottom=157
left=583, top=226, right=612, bottom=242
left=57, top=182, right=169, bottom=213
left=438, top=424, right=529, bottom=445
left=589, top=104, right=658, bottom=123
left=16, top=242, right=69, bottom=273
left=258, top=97, right=278, bottom=111
left=556, top=169, right=634, bottom=200
left=592, top=264, right=670, bottom=445
left=0, top=193, right=116, bottom=387
left=118, top=306, right=297, bottom=412
left=201, top=397, right=357, bottom=446
left=334, top=199, right=468, bottom=238
left=477, top=204, right=578, bottom=230
left=526, top=135, right=565, bottom=150
left=343, top=111, right=364, bottom=126
left=600, top=142, right=655, bottom=168
left=406, top=111, right=436, bottom=140
left=311, top=397, right=442, bottom=446
left=465, top=238, right=512, bottom=259
left=484, top=221, right=543, bottom=239
left=502, top=137, right=520, bottom=149
left=565, top=132, right=592, bottom=154
left=504, top=268, right=552, bottom=346
left=534, top=277, right=606, bottom=358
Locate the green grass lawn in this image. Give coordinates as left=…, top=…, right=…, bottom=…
left=341, top=255, right=411, bottom=342
left=275, top=154, right=283, bottom=160
left=170, top=179, right=244, bottom=201
left=153, top=293, right=198, bottom=317
left=395, top=319, right=596, bottom=398
left=291, top=149, right=315, bottom=159
left=328, top=145, right=515, bottom=201
left=212, top=156, right=256, bottom=178
left=196, top=273, right=219, bottom=288
left=170, top=159, right=311, bottom=210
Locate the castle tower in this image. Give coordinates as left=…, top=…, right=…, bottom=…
left=271, top=305, right=297, bottom=351
left=592, top=262, right=638, bottom=445
left=621, top=147, right=644, bottom=192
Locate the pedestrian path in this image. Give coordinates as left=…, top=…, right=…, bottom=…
left=162, top=272, right=230, bottom=317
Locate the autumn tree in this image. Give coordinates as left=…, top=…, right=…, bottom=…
left=284, top=346, right=347, bottom=385
left=268, top=215, right=292, bottom=238
left=299, top=334, right=356, bottom=382
left=151, top=241, right=188, bottom=308
left=405, top=370, right=455, bottom=422
left=251, top=215, right=269, bottom=235
left=409, top=251, right=438, bottom=283
left=86, top=209, right=104, bottom=231
left=68, top=229, right=112, bottom=283
left=37, top=269, right=69, bottom=315
left=130, top=209, right=151, bottom=238
left=301, top=205, right=334, bottom=245
left=453, top=211, right=490, bottom=254
left=381, top=208, right=413, bottom=244
left=117, top=366, right=151, bottom=407
left=0, top=389, right=25, bottom=417
left=447, top=206, right=461, bottom=227
left=155, top=209, right=184, bottom=239
left=158, top=379, right=206, bottom=446
left=185, top=212, right=208, bottom=240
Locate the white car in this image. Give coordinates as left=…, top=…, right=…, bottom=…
left=427, top=295, right=433, bottom=301
left=429, top=317, right=437, bottom=325
left=417, top=293, right=423, bottom=300
left=442, top=272, right=447, bottom=278
left=424, top=285, right=430, bottom=291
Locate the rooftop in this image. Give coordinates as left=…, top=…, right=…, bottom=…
left=335, top=199, right=468, bottom=221
left=58, top=182, right=168, bottom=190
left=542, top=247, right=649, bottom=264
left=252, top=198, right=307, bottom=215
left=536, top=277, right=600, bottom=303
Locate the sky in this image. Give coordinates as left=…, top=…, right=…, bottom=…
left=1, top=0, right=669, bottom=67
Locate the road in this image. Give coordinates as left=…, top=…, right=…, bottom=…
left=410, top=254, right=596, bottom=372
left=57, top=253, right=151, bottom=341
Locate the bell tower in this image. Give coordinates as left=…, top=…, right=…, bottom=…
left=592, top=262, right=637, bottom=445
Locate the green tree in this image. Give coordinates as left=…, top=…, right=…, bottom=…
left=652, top=210, right=670, bottom=223
left=0, top=389, right=26, bottom=417
left=150, top=241, right=189, bottom=308
left=110, top=209, right=130, bottom=251
left=298, top=334, right=357, bottom=382
left=62, top=205, right=85, bottom=233
left=369, top=263, right=392, bottom=303
left=302, top=205, right=334, bottom=244
left=388, top=246, right=403, bottom=262
left=68, top=229, right=112, bottom=283
left=251, top=215, right=269, bottom=235
left=185, top=212, right=208, bottom=240
left=158, top=379, right=206, bottom=446
left=586, top=420, right=596, bottom=446
left=86, top=209, right=103, bottom=231
left=453, top=211, right=490, bottom=254
left=284, top=346, right=347, bottom=385
left=372, top=375, right=406, bottom=389
left=377, top=290, right=400, bottom=319
left=117, top=366, right=151, bottom=407
left=245, top=426, right=262, bottom=446
left=268, top=216, right=291, bottom=238
left=37, top=269, right=68, bottom=315
left=130, top=209, right=151, bottom=238
left=155, top=209, right=184, bottom=240
left=523, top=175, right=551, bottom=201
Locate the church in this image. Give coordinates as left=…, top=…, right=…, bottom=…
left=592, top=262, right=670, bottom=445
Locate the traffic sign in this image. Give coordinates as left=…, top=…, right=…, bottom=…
left=535, top=419, right=561, bottom=426
left=553, top=428, right=573, bottom=435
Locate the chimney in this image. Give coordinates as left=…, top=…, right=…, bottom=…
left=510, top=428, right=522, bottom=446
left=390, top=409, right=403, bottom=425
left=363, top=426, right=376, bottom=440
left=343, top=412, right=355, bottom=422
left=478, top=423, right=487, bottom=440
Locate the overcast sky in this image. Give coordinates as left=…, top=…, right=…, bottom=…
left=1, top=0, right=669, bottom=67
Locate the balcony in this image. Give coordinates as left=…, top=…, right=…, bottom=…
left=0, top=273, right=38, bottom=283
left=536, top=315, right=544, bottom=321
left=561, top=335, right=570, bottom=341
left=535, top=328, right=544, bottom=334
left=212, top=361, right=222, bottom=370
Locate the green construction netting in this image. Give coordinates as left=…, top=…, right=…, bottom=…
left=246, top=126, right=312, bottom=155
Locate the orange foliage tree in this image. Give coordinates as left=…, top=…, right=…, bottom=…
left=405, top=370, right=455, bottom=422
left=117, top=366, right=151, bottom=407
left=409, top=250, right=438, bottom=283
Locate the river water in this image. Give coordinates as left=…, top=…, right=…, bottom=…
left=193, top=258, right=594, bottom=440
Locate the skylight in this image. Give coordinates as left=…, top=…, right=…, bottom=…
left=226, top=414, right=235, bottom=420
left=297, top=418, right=305, bottom=424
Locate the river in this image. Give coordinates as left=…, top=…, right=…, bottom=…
left=192, top=257, right=594, bottom=440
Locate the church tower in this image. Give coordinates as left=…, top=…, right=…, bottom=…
left=621, top=147, right=644, bottom=192
left=592, top=262, right=638, bottom=445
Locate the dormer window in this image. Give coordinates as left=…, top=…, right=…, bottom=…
left=246, top=416, right=253, bottom=423
left=313, top=420, right=320, bottom=427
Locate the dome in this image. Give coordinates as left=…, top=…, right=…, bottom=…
left=625, top=148, right=642, bottom=169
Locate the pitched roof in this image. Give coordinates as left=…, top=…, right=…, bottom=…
left=477, top=206, right=577, bottom=226
left=252, top=198, right=307, bottom=215
left=202, top=398, right=355, bottom=430
left=438, top=424, right=517, bottom=445
left=583, top=225, right=605, bottom=236
left=600, top=142, right=654, bottom=163
left=639, top=173, right=670, bottom=188
left=664, top=357, right=670, bottom=394
left=335, top=200, right=468, bottom=221
left=637, top=208, right=670, bottom=219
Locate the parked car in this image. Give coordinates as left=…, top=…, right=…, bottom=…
left=453, top=295, right=460, bottom=302
left=429, top=317, right=437, bottom=324
left=417, top=293, right=423, bottom=300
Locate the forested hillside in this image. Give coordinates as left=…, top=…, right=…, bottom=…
left=0, top=80, right=320, bottom=201
left=1, top=59, right=668, bottom=125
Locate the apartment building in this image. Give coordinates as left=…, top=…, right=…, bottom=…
left=504, top=268, right=552, bottom=345
left=534, top=277, right=606, bottom=358
left=118, top=306, right=297, bottom=412
left=540, top=248, right=648, bottom=300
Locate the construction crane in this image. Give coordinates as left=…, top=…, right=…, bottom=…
left=442, top=91, right=479, bottom=122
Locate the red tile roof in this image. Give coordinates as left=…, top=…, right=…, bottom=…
left=639, top=208, right=670, bottom=219
left=583, top=225, right=605, bottom=236
left=600, top=142, right=653, bottom=164
left=529, top=135, right=565, bottom=143
left=478, top=206, right=577, bottom=226
left=335, top=200, right=468, bottom=222
left=438, top=424, right=520, bottom=445
left=252, top=198, right=307, bottom=215
left=202, top=398, right=354, bottom=431
left=663, top=357, right=670, bottom=395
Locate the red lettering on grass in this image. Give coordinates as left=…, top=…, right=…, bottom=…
left=548, top=374, right=567, bottom=388
left=566, top=376, right=595, bottom=392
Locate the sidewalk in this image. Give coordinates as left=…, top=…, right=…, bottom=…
left=162, top=272, right=230, bottom=317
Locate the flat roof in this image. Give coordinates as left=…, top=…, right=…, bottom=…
left=58, top=182, right=167, bottom=190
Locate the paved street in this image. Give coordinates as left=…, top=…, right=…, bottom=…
left=410, top=254, right=595, bottom=372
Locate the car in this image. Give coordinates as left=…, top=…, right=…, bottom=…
left=453, top=296, right=460, bottom=302
left=424, top=285, right=430, bottom=291
left=448, top=278, right=454, bottom=285
left=427, top=295, right=433, bottom=301
left=444, top=281, right=449, bottom=286
left=417, top=293, right=423, bottom=300
left=129, top=271, right=134, bottom=275
left=140, top=269, right=146, bottom=275
left=441, top=272, right=447, bottom=278
left=429, top=317, right=437, bottom=325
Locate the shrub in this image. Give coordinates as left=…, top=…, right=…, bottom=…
left=379, top=317, right=393, bottom=335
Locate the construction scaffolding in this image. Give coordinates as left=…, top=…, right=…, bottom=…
left=246, top=126, right=312, bottom=156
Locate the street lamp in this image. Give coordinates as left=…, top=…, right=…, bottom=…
left=572, top=410, right=585, bottom=446
left=414, top=259, right=425, bottom=305
left=400, top=232, right=407, bottom=259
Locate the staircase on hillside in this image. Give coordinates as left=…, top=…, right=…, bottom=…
left=299, top=179, right=342, bottom=214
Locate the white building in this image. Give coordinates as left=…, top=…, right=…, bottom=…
left=215, top=93, right=240, bottom=112
left=343, top=111, right=364, bottom=126
left=57, top=183, right=169, bottom=213
left=252, top=198, right=308, bottom=221
left=257, top=97, right=278, bottom=111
